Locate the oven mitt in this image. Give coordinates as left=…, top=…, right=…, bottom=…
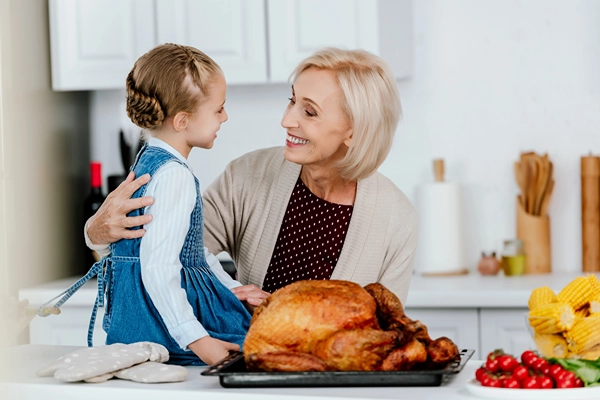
left=82, top=363, right=187, bottom=384
left=36, top=342, right=169, bottom=382
left=84, top=372, right=116, bottom=383
left=114, top=362, right=188, bottom=383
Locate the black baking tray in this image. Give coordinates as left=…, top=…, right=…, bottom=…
left=201, top=348, right=474, bottom=388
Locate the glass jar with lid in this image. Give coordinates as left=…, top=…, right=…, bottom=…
left=501, top=239, right=526, bottom=276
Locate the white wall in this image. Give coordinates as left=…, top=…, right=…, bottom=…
left=91, top=0, right=600, bottom=273
left=0, top=0, right=90, bottom=303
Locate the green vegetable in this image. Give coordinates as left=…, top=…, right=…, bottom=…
left=549, top=357, right=600, bottom=386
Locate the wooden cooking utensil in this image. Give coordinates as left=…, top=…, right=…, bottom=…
left=520, top=154, right=531, bottom=213
left=540, top=179, right=554, bottom=217
left=533, top=154, right=548, bottom=216
left=521, top=153, right=539, bottom=214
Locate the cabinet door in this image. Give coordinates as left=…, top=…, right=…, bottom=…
left=267, top=0, right=379, bottom=83
left=480, top=309, right=532, bottom=358
left=405, top=308, right=481, bottom=359
left=155, top=0, right=267, bottom=84
left=28, top=306, right=107, bottom=346
left=49, top=0, right=156, bottom=91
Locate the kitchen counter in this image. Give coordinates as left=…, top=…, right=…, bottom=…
left=1, top=345, right=482, bottom=400
left=18, top=272, right=596, bottom=359
left=19, top=272, right=596, bottom=308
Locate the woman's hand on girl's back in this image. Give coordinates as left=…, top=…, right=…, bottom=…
left=87, top=171, right=155, bottom=245
left=188, top=336, right=239, bottom=365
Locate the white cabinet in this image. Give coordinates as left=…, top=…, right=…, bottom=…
left=155, top=0, right=268, bottom=84
left=480, top=309, right=532, bottom=358
left=267, top=0, right=413, bottom=82
left=49, top=0, right=156, bottom=91
left=49, top=0, right=412, bottom=90
left=406, top=308, right=481, bottom=359
left=29, top=306, right=107, bottom=347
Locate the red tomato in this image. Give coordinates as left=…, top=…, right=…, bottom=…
left=511, top=365, right=530, bottom=381
left=574, top=378, right=584, bottom=388
left=501, top=377, right=521, bottom=389
left=487, top=349, right=505, bottom=361
left=485, top=357, right=500, bottom=373
left=538, top=376, right=554, bottom=389
left=481, top=375, right=500, bottom=387
left=480, top=375, right=492, bottom=387
left=487, top=378, right=502, bottom=388
left=522, top=354, right=539, bottom=369
left=522, top=376, right=540, bottom=389
left=556, top=376, right=576, bottom=388
left=558, top=371, right=576, bottom=382
left=497, top=355, right=520, bottom=372
left=531, top=357, right=549, bottom=372
left=520, top=350, right=537, bottom=364
left=475, top=367, right=486, bottom=382
left=541, top=364, right=552, bottom=376
left=549, top=364, right=565, bottom=380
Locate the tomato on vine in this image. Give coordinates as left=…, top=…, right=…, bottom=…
left=497, top=354, right=519, bottom=372
left=511, top=365, right=529, bottom=381
left=501, top=376, right=521, bottom=389
left=521, top=376, right=540, bottom=389
left=485, top=357, right=500, bottom=373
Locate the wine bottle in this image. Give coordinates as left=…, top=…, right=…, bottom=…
left=83, top=161, right=106, bottom=272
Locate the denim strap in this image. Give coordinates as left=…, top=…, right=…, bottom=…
left=87, top=257, right=112, bottom=346
left=37, top=258, right=107, bottom=317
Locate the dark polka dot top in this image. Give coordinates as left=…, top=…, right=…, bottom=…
left=262, top=177, right=354, bottom=293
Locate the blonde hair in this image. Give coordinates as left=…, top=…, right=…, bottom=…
left=126, top=43, right=222, bottom=130
left=290, top=48, right=402, bottom=181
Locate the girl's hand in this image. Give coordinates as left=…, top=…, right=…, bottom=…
left=87, top=172, right=154, bottom=245
left=231, top=284, right=270, bottom=308
left=187, top=336, right=239, bottom=365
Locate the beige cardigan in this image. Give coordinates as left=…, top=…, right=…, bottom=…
left=202, top=147, right=418, bottom=304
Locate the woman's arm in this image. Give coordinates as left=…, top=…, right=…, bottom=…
left=378, top=197, right=419, bottom=305
left=202, top=164, right=237, bottom=257
left=86, top=171, right=154, bottom=246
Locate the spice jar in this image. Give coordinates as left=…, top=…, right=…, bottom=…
left=501, top=239, right=527, bottom=276
left=477, top=252, right=501, bottom=275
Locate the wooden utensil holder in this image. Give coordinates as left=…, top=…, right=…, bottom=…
left=516, top=197, right=552, bottom=274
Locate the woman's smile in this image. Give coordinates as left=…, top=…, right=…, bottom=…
left=286, top=133, right=310, bottom=146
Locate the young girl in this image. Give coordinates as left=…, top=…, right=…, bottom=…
left=41, top=43, right=251, bottom=366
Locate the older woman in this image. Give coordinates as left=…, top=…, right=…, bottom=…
left=86, top=47, right=418, bottom=307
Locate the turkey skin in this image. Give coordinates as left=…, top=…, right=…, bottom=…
left=243, top=280, right=459, bottom=372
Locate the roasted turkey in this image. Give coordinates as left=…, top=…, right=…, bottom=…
left=243, top=280, right=459, bottom=372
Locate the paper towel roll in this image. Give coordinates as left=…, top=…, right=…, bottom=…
left=415, top=182, right=466, bottom=274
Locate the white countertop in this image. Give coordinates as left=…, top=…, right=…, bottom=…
left=0, top=345, right=482, bottom=400
left=19, top=272, right=597, bottom=309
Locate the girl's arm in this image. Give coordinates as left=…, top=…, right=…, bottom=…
left=139, top=164, right=211, bottom=355
left=204, top=249, right=241, bottom=289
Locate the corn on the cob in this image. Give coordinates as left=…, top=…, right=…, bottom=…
left=575, top=305, right=590, bottom=319
left=590, top=298, right=600, bottom=314
left=565, top=316, right=600, bottom=353
left=586, top=274, right=600, bottom=294
left=580, top=345, right=600, bottom=360
left=557, top=276, right=596, bottom=310
left=529, top=303, right=575, bottom=334
left=528, top=286, right=557, bottom=310
left=533, top=333, right=568, bottom=358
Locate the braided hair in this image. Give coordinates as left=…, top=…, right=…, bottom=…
left=125, top=43, right=222, bottom=130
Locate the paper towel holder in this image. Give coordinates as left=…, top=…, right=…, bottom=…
left=433, top=159, right=445, bottom=182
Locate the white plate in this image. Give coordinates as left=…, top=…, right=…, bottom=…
left=465, top=379, right=600, bottom=400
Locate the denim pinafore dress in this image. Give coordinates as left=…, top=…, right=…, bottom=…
left=42, top=145, right=251, bottom=365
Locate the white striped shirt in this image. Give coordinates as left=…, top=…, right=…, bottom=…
left=86, top=137, right=241, bottom=350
